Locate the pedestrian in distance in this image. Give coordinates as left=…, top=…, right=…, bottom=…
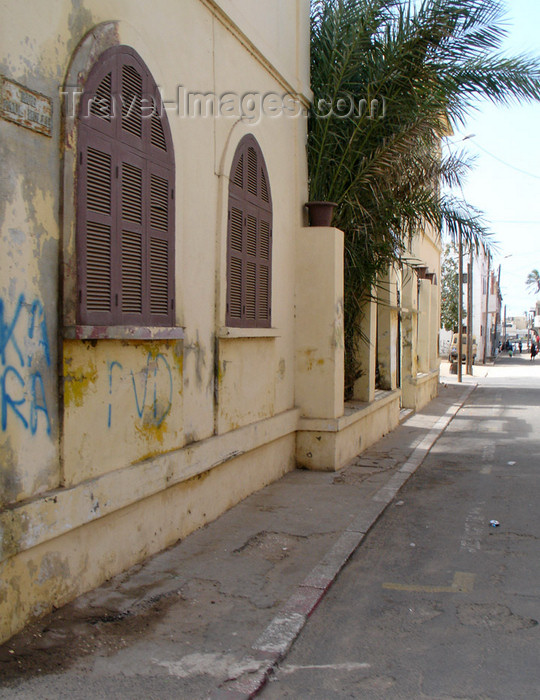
left=519, top=340, right=522, bottom=353
left=531, top=342, right=537, bottom=361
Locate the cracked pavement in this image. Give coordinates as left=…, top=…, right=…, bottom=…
left=2, top=369, right=533, bottom=699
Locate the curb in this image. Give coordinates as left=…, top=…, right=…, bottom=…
left=210, top=384, right=476, bottom=699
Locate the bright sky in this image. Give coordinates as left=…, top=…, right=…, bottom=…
left=449, top=0, right=540, bottom=317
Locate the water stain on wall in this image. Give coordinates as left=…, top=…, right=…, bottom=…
left=63, top=360, right=97, bottom=408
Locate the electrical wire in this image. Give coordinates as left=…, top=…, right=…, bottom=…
left=491, top=220, right=540, bottom=224
left=470, top=140, right=540, bottom=180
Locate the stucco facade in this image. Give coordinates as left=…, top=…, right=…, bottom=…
left=0, top=0, right=309, bottom=643
left=1, top=0, right=441, bottom=644
left=400, top=224, right=442, bottom=410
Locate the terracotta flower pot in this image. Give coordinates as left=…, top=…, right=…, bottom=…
left=305, top=201, right=338, bottom=227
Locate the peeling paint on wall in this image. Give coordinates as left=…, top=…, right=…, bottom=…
left=63, top=360, right=97, bottom=408
left=217, top=338, right=276, bottom=433
left=333, top=298, right=344, bottom=349
left=184, top=331, right=207, bottom=388
left=62, top=340, right=184, bottom=484
left=110, top=352, right=173, bottom=429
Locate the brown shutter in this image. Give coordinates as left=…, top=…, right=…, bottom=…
left=118, top=147, right=145, bottom=323
left=120, top=61, right=143, bottom=144
left=79, top=50, right=117, bottom=138
left=147, top=162, right=174, bottom=324
left=77, top=129, right=114, bottom=324
left=89, top=71, right=112, bottom=122
left=77, top=46, right=175, bottom=327
left=247, top=146, right=258, bottom=198
left=245, top=207, right=258, bottom=321
left=260, top=168, right=270, bottom=204
left=226, top=135, right=272, bottom=328
left=233, top=152, right=244, bottom=189
left=257, top=212, right=272, bottom=324
left=227, top=204, right=244, bottom=321
left=151, top=111, right=167, bottom=151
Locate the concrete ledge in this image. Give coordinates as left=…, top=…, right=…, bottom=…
left=411, top=368, right=439, bottom=386
left=296, top=390, right=400, bottom=470
left=298, top=389, right=398, bottom=433
left=217, top=327, right=281, bottom=339
left=402, top=368, right=439, bottom=411
left=63, top=325, right=185, bottom=340
left=0, top=408, right=300, bottom=563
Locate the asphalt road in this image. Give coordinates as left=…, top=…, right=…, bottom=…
left=261, top=355, right=540, bottom=700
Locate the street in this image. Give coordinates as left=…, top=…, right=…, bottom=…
left=261, top=355, right=540, bottom=699
left=1, top=356, right=538, bottom=699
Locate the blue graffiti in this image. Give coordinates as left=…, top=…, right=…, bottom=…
left=0, top=294, right=51, bottom=435
left=108, top=361, right=123, bottom=428
left=1, top=366, right=27, bottom=431
left=152, top=354, right=172, bottom=425
left=108, top=353, right=172, bottom=428
left=0, top=294, right=25, bottom=367
left=29, top=372, right=50, bottom=434
left=131, top=358, right=148, bottom=420
left=29, top=299, right=51, bottom=367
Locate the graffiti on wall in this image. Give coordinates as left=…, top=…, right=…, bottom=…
left=0, top=293, right=51, bottom=435
left=107, top=352, right=173, bottom=429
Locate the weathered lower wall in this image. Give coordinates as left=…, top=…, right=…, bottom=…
left=0, top=287, right=58, bottom=505
left=294, top=227, right=344, bottom=421
left=0, top=432, right=295, bottom=643
left=402, top=369, right=439, bottom=412
left=296, top=390, right=401, bottom=471
left=0, top=127, right=60, bottom=507
left=217, top=337, right=278, bottom=433
left=63, top=339, right=184, bottom=485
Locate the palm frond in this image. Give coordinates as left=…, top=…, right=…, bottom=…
left=308, top=0, right=540, bottom=393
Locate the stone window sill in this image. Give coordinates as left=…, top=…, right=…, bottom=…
left=63, top=325, right=185, bottom=340
left=217, top=327, right=281, bottom=339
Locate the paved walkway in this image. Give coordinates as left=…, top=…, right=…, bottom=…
left=0, top=382, right=474, bottom=700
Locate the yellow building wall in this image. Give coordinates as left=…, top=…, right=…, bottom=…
left=0, top=433, right=295, bottom=644
left=63, top=340, right=184, bottom=483
left=0, top=0, right=441, bottom=644
left=1, top=0, right=310, bottom=643
left=402, top=223, right=442, bottom=410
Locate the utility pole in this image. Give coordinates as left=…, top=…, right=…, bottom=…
left=466, top=247, right=473, bottom=374
left=492, top=264, right=501, bottom=355
left=483, top=254, right=491, bottom=363
left=457, top=224, right=463, bottom=383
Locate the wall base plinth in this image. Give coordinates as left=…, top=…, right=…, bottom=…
left=296, top=390, right=400, bottom=471
left=401, top=369, right=439, bottom=411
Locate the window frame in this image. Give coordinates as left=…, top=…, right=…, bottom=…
left=226, top=134, right=272, bottom=329
left=76, top=45, right=175, bottom=327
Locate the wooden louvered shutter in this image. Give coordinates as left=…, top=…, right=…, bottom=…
left=226, top=136, right=272, bottom=328
left=77, top=46, right=175, bottom=327
left=227, top=202, right=244, bottom=323
left=120, top=59, right=143, bottom=148
left=257, top=211, right=271, bottom=324
left=118, top=146, right=145, bottom=323
left=78, top=129, right=114, bottom=324
left=147, top=162, right=174, bottom=324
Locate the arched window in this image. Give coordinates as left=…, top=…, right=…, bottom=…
left=226, top=135, right=272, bottom=328
left=76, top=46, right=175, bottom=326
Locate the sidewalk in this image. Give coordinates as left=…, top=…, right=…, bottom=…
left=0, top=382, right=474, bottom=700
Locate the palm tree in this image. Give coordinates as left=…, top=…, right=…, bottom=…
left=526, top=269, right=540, bottom=294
left=309, top=0, right=540, bottom=394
